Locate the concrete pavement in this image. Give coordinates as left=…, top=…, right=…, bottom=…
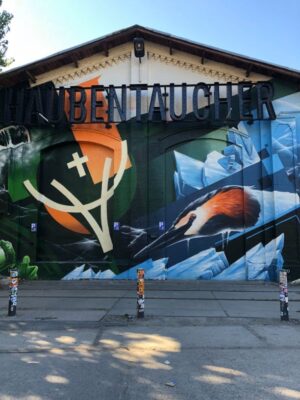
left=1, top=280, right=300, bottom=324
left=0, top=280, right=300, bottom=399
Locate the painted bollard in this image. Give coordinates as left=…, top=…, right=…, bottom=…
left=137, top=268, right=145, bottom=318
left=8, top=268, right=18, bottom=316
left=279, top=269, right=289, bottom=321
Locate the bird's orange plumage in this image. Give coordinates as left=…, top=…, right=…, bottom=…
left=203, top=187, right=257, bottom=227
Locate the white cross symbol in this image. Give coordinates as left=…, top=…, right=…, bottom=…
left=67, top=152, right=89, bottom=177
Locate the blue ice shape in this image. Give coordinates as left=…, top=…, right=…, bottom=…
left=146, top=258, right=168, bottom=280
left=254, top=270, right=270, bottom=281
left=272, top=119, right=296, bottom=145
left=253, top=189, right=299, bottom=227
left=272, top=137, right=295, bottom=165
left=174, top=171, right=200, bottom=199
left=218, top=154, right=242, bottom=173
left=246, top=243, right=268, bottom=280
left=227, top=127, right=260, bottom=167
left=270, top=119, right=300, bottom=187
left=247, top=234, right=284, bottom=281
left=167, top=248, right=228, bottom=280
left=173, top=126, right=266, bottom=200
left=262, top=154, right=284, bottom=175
left=223, top=145, right=242, bottom=165
left=80, top=267, right=96, bottom=280
left=203, top=151, right=232, bottom=186
left=174, top=151, right=204, bottom=189
left=174, top=171, right=183, bottom=199
left=212, top=256, right=247, bottom=280
left=114, top=259, right=154, bottom=279
left=265, top=233, right=284, bottom=257
left=167, top=248, right=215, bottom=278
left=173, top=151, right=205, bottom=199
left=214, top=234, right=285, bottom=281
left=94, top=270, right=116, bottom=279
left=62, top=264, right=85, bottom=280
left=215, top=238, right=264, bottom=281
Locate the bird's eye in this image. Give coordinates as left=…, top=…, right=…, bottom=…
left=189, top=213, right=196, bottom=221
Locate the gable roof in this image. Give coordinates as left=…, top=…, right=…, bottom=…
left=1, top=24, right=300, bottom=87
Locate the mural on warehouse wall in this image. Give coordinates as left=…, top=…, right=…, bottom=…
left=0, top=70, right=300, bottom=281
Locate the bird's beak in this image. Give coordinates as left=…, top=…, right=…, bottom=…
left=133, top=215, right=196, bottom=259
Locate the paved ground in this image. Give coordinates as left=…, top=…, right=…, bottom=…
left=0, top=280, right=300, bottom=400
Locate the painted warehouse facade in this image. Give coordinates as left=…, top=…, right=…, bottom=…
left=0, top=25, right=300, bottom=281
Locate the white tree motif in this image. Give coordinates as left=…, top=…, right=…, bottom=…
left=24, top=140, right=128, bottom=253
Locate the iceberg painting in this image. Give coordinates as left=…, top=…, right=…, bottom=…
left=62, top=234, right=284, bottom=282
left=94, top=269, right=116, bottom=279
left=174, top=151, right=205, bottom=197
left=173, top=125, right=260, bottom=199
left=146, top=258, right=169, bottom=280
left=62, top=264, right=115, bottom=280
left=227, top=127, right=260, bottom=168
left=62, top=264, right=86, bottom=280
left=114, top=234, right=284, bottom=281
left=166, top=248, right=228, bottom=280
left=113, top=258, right=155, bottom=280
left=213, top=234, right=284, bottom=281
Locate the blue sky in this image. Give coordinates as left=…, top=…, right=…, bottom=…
left=2, top=0, right=300, bottom=71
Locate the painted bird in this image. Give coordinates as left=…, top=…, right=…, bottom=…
left=133, top=185, right=261, bottom=259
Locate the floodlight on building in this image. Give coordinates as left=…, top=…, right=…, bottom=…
left=133, top=37, right=145, bottom=62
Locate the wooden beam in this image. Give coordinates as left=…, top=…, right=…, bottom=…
left=201, top=51, right=205, bottom=65
left=246, top=64, right=253, bottom=77
left=25, top=70, right=36, bottom=84
left=72, top=55, right=79, bottom=68
left=104, top=43, right=109, bottom=57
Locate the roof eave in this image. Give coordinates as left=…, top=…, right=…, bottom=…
left=0, top=24, right=299, bottom=87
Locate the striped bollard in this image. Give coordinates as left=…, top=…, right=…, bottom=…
left=8, top=268, right=19, bottom=317
left=137, top=268, right=145, bottom=318
left=279, top=269, right=289, bottom=321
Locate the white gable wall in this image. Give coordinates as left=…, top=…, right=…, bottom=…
left=33, top=40, right=270, bottom=120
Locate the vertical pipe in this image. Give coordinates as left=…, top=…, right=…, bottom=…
left=137, top=268, right=145, bottom=318
left=8, top=268, right=18, bottom=317
left=279, top=269, right=289, bottom=321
